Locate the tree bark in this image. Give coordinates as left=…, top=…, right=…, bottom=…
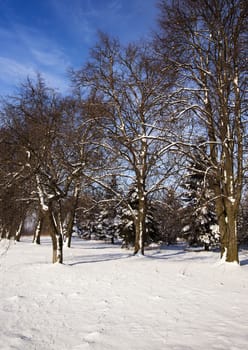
left=215, top=197, right=239, bottom=263
left=15, top=221, right=23, bottom=242
left=43, top=206, right=63, bottom=264
left=156, top=0, right=245, bottom=263
left=33, top=217, right=42, bottom=245
left=64, top=183, right=80, bottom=248
left=134, top=184, right=146, bottom=255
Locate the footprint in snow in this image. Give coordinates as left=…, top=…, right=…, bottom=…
left=84, top=331, right=101, bottom=343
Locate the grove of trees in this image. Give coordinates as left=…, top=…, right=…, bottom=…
left=0, top=0, right=247, bottom=264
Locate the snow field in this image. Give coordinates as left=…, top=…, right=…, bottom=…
left=0, top=237, right=248, bottom=350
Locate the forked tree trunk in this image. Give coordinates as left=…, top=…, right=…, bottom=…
left=42, top=207, right=63, bottom=264
left=36, top=175, right=63, bottom=263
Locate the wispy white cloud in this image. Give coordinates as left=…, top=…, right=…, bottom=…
left=9, top=23, right=70, bottom=66
left=31, top=48, right=69, bottom=68
left=0, top=55, right=70, bottom=96
left=0, top=56, right=35, bottom=83
left=0, top=0, right=157, bottom=96
left=0, top=22, right=71, bottom=95
left=40, top=71, right=70, bottom=94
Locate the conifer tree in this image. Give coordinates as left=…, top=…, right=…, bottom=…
left=118, top=186, right=160, bottom=249
left=181, top=142, right=219, bottom=250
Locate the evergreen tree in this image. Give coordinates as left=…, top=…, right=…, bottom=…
left=181, top=143, right=219, bottom=250
left=118, top=186, right=160, bottom=248
left=90, top=204, right=119, bottom=243
left=81, top=176, right=121, bottom=243
left=238, top=189, right=248, bottom=246
left=154, top=189, right=183, bottom=245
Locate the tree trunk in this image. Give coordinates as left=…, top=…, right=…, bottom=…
left=65, top=212, right=74, bottom=248
left=65, top=182, right=80, bottom=248
left=1, top=226, right=7, bottom=239
left=50, top=228, right=63, bottom=264
left=215, top=197, right=239, bottom=263
left=134, top=188, right=146, bottom=255
left=44, top=207, right=63, bottom=264
left=15, top=221, right=23, bottom=242
left=33, top=217, right=42, bottom=245
left=55, top=232, right=63, bottom=263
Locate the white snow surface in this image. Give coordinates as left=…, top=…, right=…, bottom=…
left=1, top=237, right=248, bottom=350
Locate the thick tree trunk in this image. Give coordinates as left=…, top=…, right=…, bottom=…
left=50, top=229, right=63, bottom=264
left=215, top=197, right=239, bottom=263
left=55, top=232, right=63, bottom=263
left=134, top=188, right=146, bottom=255
left=1, top=226, right=7, bottom=239
left=43, top=207, right=63, bottom=264
left=36, top=175, right=63, bottom=263
left=134, top=220, right=145, bottom=255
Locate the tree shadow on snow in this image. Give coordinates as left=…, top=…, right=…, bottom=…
left=139, top=243, right=185, bottom=260
left=67, top=252, right=132, bottom=266
left=146, top=245, right=219, bottom=262
left=68, top=239, right=122, bottom=250
left=240, top=258, right=248, bottom=266
left=146, top=250, right=187, bottom=260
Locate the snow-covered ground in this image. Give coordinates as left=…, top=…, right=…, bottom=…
left=0, top=237, right=248, bottom=350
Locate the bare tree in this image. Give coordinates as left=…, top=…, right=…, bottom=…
left=72, top=33, right=179, bottom=255
left=1, top=75, right=109, bottom=262
left=156, top=0, right=248, bottom=262
left=1, top=77, right=77, bottom=262
left=59, top=95, right=109, bottom=247
left=0, top=121, right=32, bottom=241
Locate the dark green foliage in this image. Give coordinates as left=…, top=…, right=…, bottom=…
left=238, top=191, right=248, bottom=245
left=153, top=189, right=183, bottom=245
left=118, top=187, right=160, bottom=248
left=181, top=144, right=219, bottom=250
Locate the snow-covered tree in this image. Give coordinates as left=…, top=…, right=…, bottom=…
left=156, top=0, right=247, bottom=262
left=153, top=188, right=183, bottom=245
left=181, top=145, right=219, bottom=250
left=117, top=186, right=160, bottom=249
left=0, top=76, right=105, bottom=263
left=71, top=33, right=179, bottom=255
left=0, top=116, right=34, bottom=241
left=87, top=177, right=121, bottom=243
left=89, top=205, right=119, bottom=243
left=238, top=189, right=248, bottom=245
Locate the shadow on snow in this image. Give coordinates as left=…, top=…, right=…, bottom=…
left=67, top=252, right=132, bottom=266
left=240, top=258, right=248, bottom=266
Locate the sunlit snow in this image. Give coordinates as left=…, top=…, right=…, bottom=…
left=0, top=237, right=248, bottom=350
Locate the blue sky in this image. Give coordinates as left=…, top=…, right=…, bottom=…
left=0, top=0, right=158, bottom=96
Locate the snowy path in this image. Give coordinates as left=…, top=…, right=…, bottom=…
left=0, top=238, right=248, bottom=350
